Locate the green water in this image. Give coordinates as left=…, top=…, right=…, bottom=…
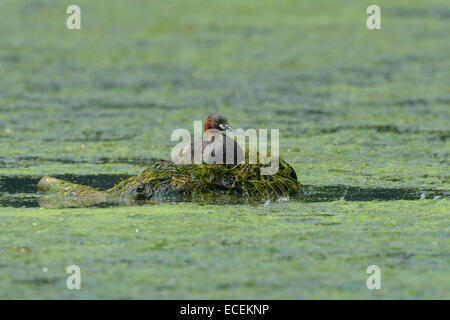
left=0, top=0, right=449, bottom=299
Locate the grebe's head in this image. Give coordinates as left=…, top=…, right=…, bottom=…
left=204, top=113, right=233, bottom=132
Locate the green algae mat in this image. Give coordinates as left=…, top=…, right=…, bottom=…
left=0, top=0, right=449, bottom=299
left=1, top=201, right=448, bottom=299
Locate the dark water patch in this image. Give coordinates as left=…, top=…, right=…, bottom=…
left=97, top=101, right=175, bottom=110
left=0, top=174, right=133, bottom=194
left=0, top=155, right=160, bottom=167
left=383, top=98, right=432, bottom=107
left=14, top=277, right=61, bottom=285
left=301, top=185, right=449, bottom=202
left=277, top=108, right=333, bottom=118
left=43, top=130, right=137, bottom=142
left=328, top=169, right=373, bottom=177
left=388, top=7, right=450, bottom=19
left=23, top=80, right=62, bottom=92
left=302, top=109, right=333, bottom=116
left=0, top=173, right=448, bottom=208
left=0, top=195, right=40, bottom=208
left=0, top=193, right=130, bottom=209
left=348, top=97, right=450, bottom=108
left=382, top=173, right=450, bottom=183
left=1, top=53, right=21, bottom=64
left=429, top=132, right=450, bottom=143
left=302, top=124, right=449, bottom=140
left=69, top=99, right=179, bottom=111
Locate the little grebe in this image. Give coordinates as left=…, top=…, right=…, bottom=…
left=174, top=113, right=244, bottom=165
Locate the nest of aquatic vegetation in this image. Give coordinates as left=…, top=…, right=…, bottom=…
left=109, top=157, right=301, bottom=201
left=37, top=152, right=302, bottom=204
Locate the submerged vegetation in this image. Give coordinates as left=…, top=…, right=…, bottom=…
left=37, top=176, right=109, bottom=200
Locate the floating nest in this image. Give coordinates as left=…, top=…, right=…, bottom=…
left=38, top=154, right=302, bottom=204
left=110, top=158, right=300, bottom=200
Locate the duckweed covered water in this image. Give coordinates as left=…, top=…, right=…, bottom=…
left=0, top=0, right=449, bottom=299
left=1, top=200, right=448, bottom=299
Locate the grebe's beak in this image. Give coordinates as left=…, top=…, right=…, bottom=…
left=219, top=124, right=233, bottom=131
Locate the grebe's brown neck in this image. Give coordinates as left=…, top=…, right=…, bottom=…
left=204, top=120, right=221, bottom=141
left=204, top=117, right=216, bottom=132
